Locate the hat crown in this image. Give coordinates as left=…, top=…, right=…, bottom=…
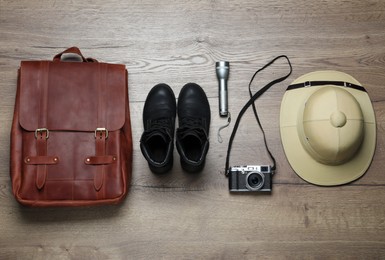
left=299, top=86, right=364, bottom=165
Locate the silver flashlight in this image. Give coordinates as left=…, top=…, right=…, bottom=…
left=216, top=61, right=230, bottom=117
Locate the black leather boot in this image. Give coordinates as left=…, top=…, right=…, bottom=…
left=176, top=83, right=211, bottom=172
left=140, top=84, right=176, bottom=173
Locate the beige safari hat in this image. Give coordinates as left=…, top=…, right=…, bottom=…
left=280, top=71, right=376, bottom=186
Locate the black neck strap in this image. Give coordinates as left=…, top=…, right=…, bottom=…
left=225, top=55, right=293, bottom=176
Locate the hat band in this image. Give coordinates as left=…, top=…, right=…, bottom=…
left=287, top=81, right=366, bottom=92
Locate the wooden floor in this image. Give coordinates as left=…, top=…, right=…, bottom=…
left=1, top=0, right=385, bottom=259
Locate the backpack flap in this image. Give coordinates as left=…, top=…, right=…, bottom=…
left=19, top=61, right=126, bottom=133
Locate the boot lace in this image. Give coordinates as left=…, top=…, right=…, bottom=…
left=178, top=117, right=207, bottom=140
left=146, top=118, right=172, bottom=136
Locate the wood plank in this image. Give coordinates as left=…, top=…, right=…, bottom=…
left=0, top=186, right=384, bottom=258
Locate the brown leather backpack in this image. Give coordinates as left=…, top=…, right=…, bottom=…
left=10, top=47, right=132, bottom=207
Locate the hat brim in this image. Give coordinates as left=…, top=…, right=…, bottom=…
left=280, top=71, right=376, bottom=186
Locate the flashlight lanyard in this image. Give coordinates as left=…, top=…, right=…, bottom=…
left=225, top=55, right=292, bottom=176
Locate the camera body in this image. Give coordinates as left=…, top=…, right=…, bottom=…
left=228, top=165, right=272, bottom=192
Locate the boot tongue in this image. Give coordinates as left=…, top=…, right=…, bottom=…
left=179, top=127, right=207, bottom=145
left=184, top=130, right=202, bottom=145
left=143, top=117, right=172, bottom=142
left=145, top=130, right=169, bottom=143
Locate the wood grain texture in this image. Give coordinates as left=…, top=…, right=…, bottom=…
left=1, top=0, right=385, bottom=259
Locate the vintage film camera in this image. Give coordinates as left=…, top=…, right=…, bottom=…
left=228, top=165, right=272, bottom=192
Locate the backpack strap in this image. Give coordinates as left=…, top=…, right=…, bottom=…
left=27, top=62, right=59, bottom=189
left=85, top=63, right=116, bottom=192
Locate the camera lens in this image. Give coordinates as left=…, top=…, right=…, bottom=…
left=249, top=174, right=261, bottom=186
left=246, top=172, right=265, bottom=191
